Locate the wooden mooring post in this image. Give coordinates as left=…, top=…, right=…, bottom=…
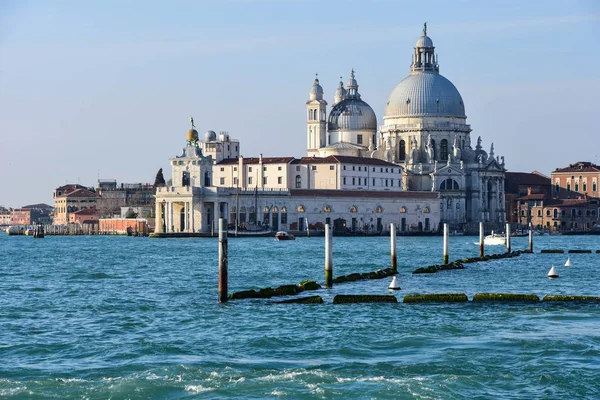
left=443, top=223, right=449, bottom=264
left=529, top=229, right=533, bottom=252
left=479, top=221, right=484, bottom=257
left=325, top=223, right=333, bottom=288
left=506, top=223, right=511, bottom=253
left=218, top=218, right=228, bottom=303
left=390, top=223, right=397, bottom=273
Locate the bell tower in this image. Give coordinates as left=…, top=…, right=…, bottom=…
left=306, top=74, right=327, bottom=156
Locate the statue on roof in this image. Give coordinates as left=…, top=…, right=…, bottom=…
left=423, top=22, right=427, bottom=36
left=190, top=116, right=195, bottom=129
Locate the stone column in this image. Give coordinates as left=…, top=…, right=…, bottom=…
left=155, top=199, right=162, bottom=233
left=190, top=201, right=195, bottom=233
left=184, top=202, right=189, bottom=232
left=169, top=202, right=174, bottom=232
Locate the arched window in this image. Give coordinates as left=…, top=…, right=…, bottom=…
left=281, top=207, right=287, bottom=224
left=249, top=207, right=256, bottom=224
left=376, top=206, right=383, bottom=213
left=440, top=139, right=448, bottom=161
left=571, top=208, right=576, bottom=217
left=399, top=140, right=406, bottom=161
left=553, top=208, right=558, bottom=218
left=440, top=178, right=459, bottom=191
left=297, top=205, right=305, bottom=213
left=295, top=175, right=301, bottom=188
left=350, top=205, right=358, bottom=213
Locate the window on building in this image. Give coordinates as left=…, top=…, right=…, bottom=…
left=219, top=177, right=225, bottom=185
left=220, top=167, right=224, bottom=172
left=182, top=171, right=190, bottom=186
left=278, top=166, right=282, bottom=171
left=263, top=177, right=268, bottom=185
left=546, top=210, right=551, bottom=216
left=567, top=183, right=571, bottom=192
left=281, top=207, right=287, bottom=224
left=440, top=139, right=448, bottom=161
left=352, top=177, right=356, bottom=185
left=248, top=177, right=253, bottom=185
left=373, top=178, right=376, bottom=186
left=329, top=165, right=334, bottom=170
left=352, top=166, right=355, bottom=171
left=561, top=210, right=565, bottom=217
left=277, top=177, right=282, bottom=184
left=583, top=183, right=587, bottom=192
left=263, top=167, right=267, bottom=172
left=358, top=167, right=361, bottom=171
left=311, top=166, right=317, bottom=171
left=343, top=177, right=347, bottom=185
left=296, top=166, right=301, bottom=171
left=343, top=166, right=346, bottom=170
left=555, top=184, right=560, bottom=192
left=295, top=175, right=301, bottom=188
left=249, top=167, right=253, bottom=172
left=385, top=179, right=388, bottom=187
left=399, top=140, right=406, bottom=161
left=357, top=134, right=363, bottom=144
left=380, top=168, right=383, bottom=172
left=594, top=182, right=597, bottom=191
left=575, top=183, right=579, bottom=192
left=537, top=210, right=542, bottom=217
left=233, top=177, right=238, bottom=185
left=233, top=167, right=237, bottom=171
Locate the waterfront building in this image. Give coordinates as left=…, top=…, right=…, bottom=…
left=303, top=25, right=506, bottom=228
left=154, top=128, right=439, bottom=234
left=516, top=195, right=599, bottom=232
left=68, top=207, right=101, bottom=225
left=0, top=209, right=11, bottom=226
left=504, top=172, right=551, bottom=223
left=53, top=188, right=100, bottom=225
left=96, top=179, right=154, bottom=217
left=551, top=162, right=600, bottom=199
left=8, top=204, right=53, bottom=226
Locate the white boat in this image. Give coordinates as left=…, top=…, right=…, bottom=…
left=474, top=231, right=506, bottom=246
left=275, top=231, right=295, bottom=241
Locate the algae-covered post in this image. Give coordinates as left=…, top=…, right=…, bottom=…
left=390, top=223, right=397, bottom=273
left=218, top=218, right=228, bottom=303
left=529, top=229, right=533, bottom=252
left=443, top=223, right=449, bottom=264
left=479, top=222, right=484, bottom=257
left=506, top=223, right=511, bottom=253
left=325, top=223, right=333, bottom=288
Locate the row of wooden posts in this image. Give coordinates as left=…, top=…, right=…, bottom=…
left=218, top=219, right=534, bottom=303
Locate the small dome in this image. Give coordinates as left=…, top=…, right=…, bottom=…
left=384, top=72, right=465, bottom=119
left=187, top=129, right=199, bottom=142
left=310, top=78, right=323, bottom=95
left=204, top=130, right=217, bottom=142
left=328, top=98, right=377, bottom=131
left=416, top=35, right=434, bottom=48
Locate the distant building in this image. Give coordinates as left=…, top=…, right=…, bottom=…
left=96, top=179, right=154, bottom=217
left=53, top=188, right=100, bottom=225
left=516, top=196, right=599, bottom=232
left=551, top=162, right=600, bottom=199
left=1, top=209, right=13, bottom=226
left=504, top=172, right=551, bottom=223
left=68, top=207, right=101, bottom=225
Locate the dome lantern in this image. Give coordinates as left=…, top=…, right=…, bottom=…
left=411, top=23, right=439, bottom=74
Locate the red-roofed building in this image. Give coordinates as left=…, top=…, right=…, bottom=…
left=552, top=162, right=600, bottom=199
left=54, top=187, right=100, bottom=225
left=504, top=171, right=551, bottom=223
left=68, top=207, right=101, bottom=225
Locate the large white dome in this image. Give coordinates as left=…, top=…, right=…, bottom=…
left=384, top=72, right=465, bottom=119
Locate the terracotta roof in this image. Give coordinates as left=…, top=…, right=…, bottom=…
left=55, top=184, right=86, bottom=191
left=516, top=194, right=546, bottom=201
left=554, top=162, right=600, bottom=173
left=217, top=157, right=294, bottom=165
left=292, top=155, right=400, bottom=167
left=290, top=189, right=438, bottom=199
left=545, top=198, right=595, bottom=207
left=71, top=207, right=99, bottom=215
left=21, top=203, right=53, bottom=209
left=57, top=188, right=100, bottom=199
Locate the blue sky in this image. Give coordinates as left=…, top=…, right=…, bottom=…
left=1, top=0, right=599, bottom=207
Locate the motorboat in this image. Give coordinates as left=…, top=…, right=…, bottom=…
left=474, top=231, right=505, bottom=246
left=275, top=231, right=295, bottom=241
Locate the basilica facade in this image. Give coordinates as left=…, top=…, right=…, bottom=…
left=306, top=25, right=507, bottom=226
